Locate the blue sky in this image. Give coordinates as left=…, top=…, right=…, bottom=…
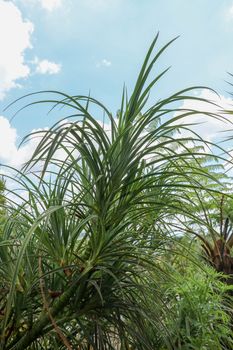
left=1, top=0, right=233, bottom=167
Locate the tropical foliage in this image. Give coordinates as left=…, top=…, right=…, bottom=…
left=0, top=35, right=233, bottom=349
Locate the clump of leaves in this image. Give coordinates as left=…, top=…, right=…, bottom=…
left=0, top=33, right=230, bottom=349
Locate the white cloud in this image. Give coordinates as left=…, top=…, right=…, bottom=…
left=0, top=116, right=44, bottom=168
left=0, top=116, right=17, bottom=163
left=96, top=59, right=112, bottom=68
left=39, top=0, right=62, bottom=11
left=0, top=117, right=77, bottom=170
left=0, top=1, right=63, bottom=98
left=0, top=117, right=113, bottom=205
left=0, top=0, right=33, bottom=99
left=176, top=89, right=233, bottom=144
left=35, top=58, right=61, bottom=75
left=226, top=3, right=233, bottom=20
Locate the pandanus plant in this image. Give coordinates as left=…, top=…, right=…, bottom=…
left=197, top=196, right=233, bottom=280
left=173, top=173, right=233, bottom=284
left=0, top=34, right=229, bottom=349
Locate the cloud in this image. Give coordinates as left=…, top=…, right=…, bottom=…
left=0, top=117, right=81, bottom=170
left=35, top=58, right=61, bottom=75
left=175, top=89, right=233, bottom=144
left=225, top=3, right=233, bottom=20
left=0, top=116, right=45, bottom=168
left=0, top=1, right=63, bottom=98
left=0, top=0, right=33, bottom=99
left=96, top=59, right=112, bottom=68
left=39, top=0, right=62, bottom=11
left=0, top=117, right=45, bottom=205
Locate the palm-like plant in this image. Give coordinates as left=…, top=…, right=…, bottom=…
left=173, top=149, right=233, bottom=265
left=0, top=34, right=229, bottom=349
left=188, top=193, right=233, bottom=280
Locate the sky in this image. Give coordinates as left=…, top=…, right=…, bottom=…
left=1, top=0, right=233, bottom=168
